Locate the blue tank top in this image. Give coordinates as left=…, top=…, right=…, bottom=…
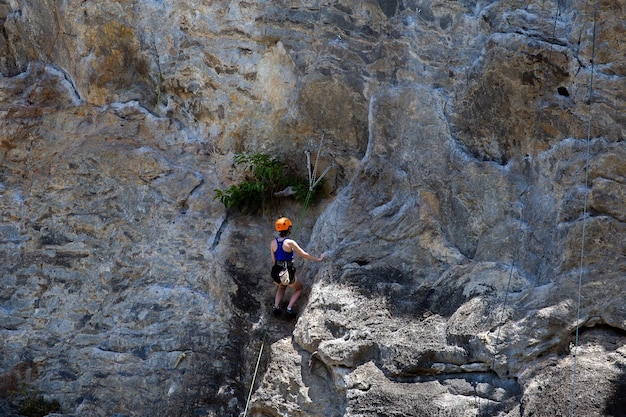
left=275, top=238, right=294, bottom=262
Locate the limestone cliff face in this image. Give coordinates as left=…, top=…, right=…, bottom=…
left=0, top=1, right=624, bottom=416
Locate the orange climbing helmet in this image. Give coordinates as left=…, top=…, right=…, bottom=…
left=275, top=217, right=292, bottom=232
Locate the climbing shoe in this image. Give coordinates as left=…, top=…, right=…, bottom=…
left=272, top=307, right=282, bottom=317
left=285, top=308, right=297, bottom=319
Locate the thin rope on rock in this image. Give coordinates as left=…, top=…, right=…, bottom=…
left=489, top=0, right=563, bottom=375
left=483, top=1, right=563, bottom=415
left=569, top=1, right=598, bottom=415
left=242, top=310, right=271, bottom=417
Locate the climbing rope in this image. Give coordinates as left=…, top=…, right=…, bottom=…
left=569, top=1, right=598, bottom=415
left=488, top=1, right=599, bottom=415
left=483, top=1, right=563, bottom=415
left=242, top=308, right=272, bottom=417
left=242, top=133, right=331, bottom=416
left=489, top=0, right=563, bottom=374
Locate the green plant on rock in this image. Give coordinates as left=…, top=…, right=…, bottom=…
left=5, top=383, right=61, bottom=417
left=18, top=395, right=61, bottom=417
left=214, top=152, right=321, bottom=214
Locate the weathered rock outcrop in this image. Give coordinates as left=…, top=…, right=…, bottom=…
left=0, top=1, right=624, bottom=416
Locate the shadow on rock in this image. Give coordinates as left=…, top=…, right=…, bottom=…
left=604, top=362, right=626, bottom=417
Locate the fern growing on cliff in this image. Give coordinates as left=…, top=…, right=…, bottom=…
left=214, top=152, right=320, bottom=214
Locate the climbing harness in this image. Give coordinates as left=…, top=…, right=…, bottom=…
left=570, top=1, right=598, bottom=416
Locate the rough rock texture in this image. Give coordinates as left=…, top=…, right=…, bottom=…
left=0, top=1, right=625, bottom=416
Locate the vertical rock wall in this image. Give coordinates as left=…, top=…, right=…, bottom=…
left=0, top=1, right=624, bottom=416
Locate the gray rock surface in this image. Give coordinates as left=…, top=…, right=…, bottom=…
left=0, top=1, right=624, bottom=416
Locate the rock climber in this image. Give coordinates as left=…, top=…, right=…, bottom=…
left=270, top=217, right=326, bottom=318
